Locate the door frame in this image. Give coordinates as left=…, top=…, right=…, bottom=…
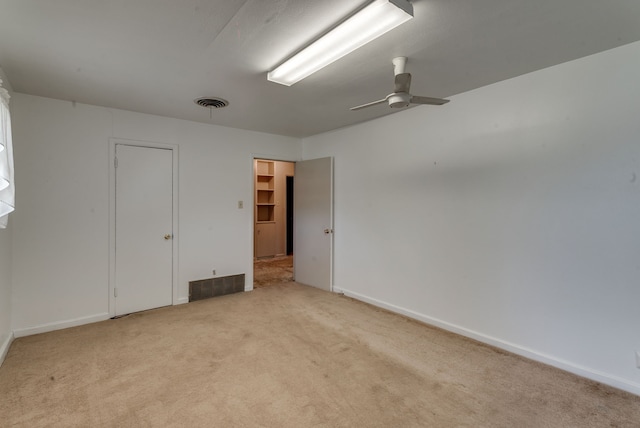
left=109, top=138, right=179, bottom=317
left=250, top=153, right=299, bottom=291
left=249, top=154, right=335, bottom=292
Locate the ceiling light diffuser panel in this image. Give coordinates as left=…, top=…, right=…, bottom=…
left=268, top=0, right=414, bottom=86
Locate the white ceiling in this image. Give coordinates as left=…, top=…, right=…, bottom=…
left=1, top=0, right=640, bottom=138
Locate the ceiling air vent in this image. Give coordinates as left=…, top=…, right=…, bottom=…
left=194, top=97, right=229, bottom=109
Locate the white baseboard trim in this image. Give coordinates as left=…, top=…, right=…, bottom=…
left=176, top=297, right=189, bottom=305
left=337, top=287, right=640, bottom=397
left=0, top=332, right=14, bottom=367
left=13, top=313, right=111, bottom=338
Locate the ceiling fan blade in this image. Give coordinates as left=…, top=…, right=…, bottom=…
left=410, top=95, right=450, bottom=106
left=394, top=73, right=411, bottom=93
left=350, top=98, right=387, bottom=111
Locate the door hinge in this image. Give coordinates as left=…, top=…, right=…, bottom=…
left=114, top=157, right=118, bottom=168
left=114, top=288, right=118, bottom=298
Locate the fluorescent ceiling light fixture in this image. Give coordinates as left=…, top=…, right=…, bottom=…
left=268, top=0, right=413, bottom=86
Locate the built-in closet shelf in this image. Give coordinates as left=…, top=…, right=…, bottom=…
left=256, top=160, right=276, bottom=223
left=256, top=160, right=275, bottom=175
left=256, top=179, right=274, bottom=190
left=256, top=207, right=274, bottom=221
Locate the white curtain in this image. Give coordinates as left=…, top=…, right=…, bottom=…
left=0, top=78, right=14, bottom=228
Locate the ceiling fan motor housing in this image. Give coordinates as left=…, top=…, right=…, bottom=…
left=388, top=92, right=411, bottom=108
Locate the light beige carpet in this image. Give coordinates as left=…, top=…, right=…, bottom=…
left=1, top=283, right=639, bottom=427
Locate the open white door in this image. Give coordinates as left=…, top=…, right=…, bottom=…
left=294, top=157, right=333, bottom=291
left=115, top=144, right=173, bottom=315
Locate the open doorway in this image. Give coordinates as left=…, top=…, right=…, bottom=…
left=253, top=159, right=295, bottom=288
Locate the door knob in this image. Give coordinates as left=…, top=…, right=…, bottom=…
left=324, top=228, right=333, bottom=235
left=164, top=234, right=172, bottom=240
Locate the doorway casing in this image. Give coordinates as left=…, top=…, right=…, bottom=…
left=250, top=154, right=298, bottom=290
left=250, top=154, right=334, bottom=292
left=108, top=138, right=180, bottom=317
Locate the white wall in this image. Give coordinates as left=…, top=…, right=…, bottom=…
left=10, top=94, right=300, bottom=335
left=0, top=66, right=13, bottom=364
left=303, top=41, right=640, bottom=394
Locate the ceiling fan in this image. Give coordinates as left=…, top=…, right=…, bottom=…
left=350, top=57, right=450, bottom=111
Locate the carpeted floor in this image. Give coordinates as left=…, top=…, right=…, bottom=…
left=253, top=255, right=293, bottom=288
left=1, top=283, right=639, bottom=427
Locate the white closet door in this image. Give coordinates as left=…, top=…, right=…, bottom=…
left=115, top=144, right=173, bottom=315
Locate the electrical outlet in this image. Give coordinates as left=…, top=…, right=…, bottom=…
left=636, top=351, right=640, bottom=369
left=212, top=269, right=216, bottom=276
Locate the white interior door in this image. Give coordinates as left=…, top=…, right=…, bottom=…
left=115, top=144, right=173, bottom=315
left=294, top=157, right=333, bottom=291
